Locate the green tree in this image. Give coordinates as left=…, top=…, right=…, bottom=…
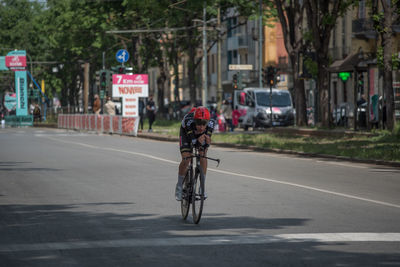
left=305, top=0, right=355, bottom=127
left=371, top=0, right=399, bottom=131
left=41, top=0, right=126, bottom=109
left=275, top=0, right=308, bottom=126
left=0, top=0, right=46, bottom=93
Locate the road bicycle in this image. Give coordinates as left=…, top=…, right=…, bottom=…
left=181, top=147, right=220, bottom=224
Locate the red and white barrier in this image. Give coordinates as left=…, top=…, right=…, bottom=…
left=58, top=114, right=139, bottom=136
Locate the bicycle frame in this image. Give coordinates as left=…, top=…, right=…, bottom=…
left=181, top=147, right=220, bottom=224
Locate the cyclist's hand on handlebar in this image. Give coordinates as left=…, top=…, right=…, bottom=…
left=197, top=134, right=206, bottom=145
left=197, top=134, right=211, bottom=145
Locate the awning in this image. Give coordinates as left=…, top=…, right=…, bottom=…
left=329, top=52, right=366, bottom=72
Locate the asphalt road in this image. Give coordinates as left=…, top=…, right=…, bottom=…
left=1, top=127, right=400, bottom=266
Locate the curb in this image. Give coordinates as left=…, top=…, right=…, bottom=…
left=137, top=132, right=400, bottom=169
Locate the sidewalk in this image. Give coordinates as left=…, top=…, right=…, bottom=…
left=137, top=128, right=400, bottom=169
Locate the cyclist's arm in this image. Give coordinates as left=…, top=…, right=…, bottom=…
left=199, top=120, right=215, bottom=148
left=182, top=118, right=198, bottom=147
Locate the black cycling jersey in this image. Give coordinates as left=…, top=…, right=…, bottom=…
left=179, top=112, right=215, bottom=153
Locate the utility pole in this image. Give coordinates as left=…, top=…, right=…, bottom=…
left=217, top=7, right=223, bottom=111
left=259, top=0, right=263, bottom=88
left=202, top=2, right=208, bottom=107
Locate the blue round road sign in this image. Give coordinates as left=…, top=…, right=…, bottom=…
left=116, top=49, right=129, bottom=63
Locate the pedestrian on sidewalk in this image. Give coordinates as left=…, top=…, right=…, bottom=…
left=221, top=98, right=233, bottom=131
left=146, top=94, right=156, bottom=132
left=93, top=94, right=101, bottom=115
left=104, top=96, right=115, bottom=115
left=138, top=98, right=145, bottom=132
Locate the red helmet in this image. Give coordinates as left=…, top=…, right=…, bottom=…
left=194, top=106, right=210, bottom=120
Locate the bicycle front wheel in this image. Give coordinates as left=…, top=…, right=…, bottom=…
left=181, top=169, right=191, bottom=220
left=192, top=168, right=205, bottom=224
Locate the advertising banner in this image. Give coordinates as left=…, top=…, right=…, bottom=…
left=0, top=56, right=9, bottom=71
left=112, top=74, right=148, bottom=117
left=122, top=97, right=138, bottom=117
left=6, top=50, right=27, bottom=70
left=112, top=74, right=149, bottom=98
left=15, top=71, right=28, bottom=116
left=4, top=93, right=16, bottom=111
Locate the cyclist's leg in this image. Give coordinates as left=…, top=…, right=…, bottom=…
left=177, top=128, right=192, bottom=200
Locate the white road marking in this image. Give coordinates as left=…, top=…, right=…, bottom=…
left=209, top=169, right=400, bottom=209
left=43, top=136, right=400, bottom=209
left=1, top=233, right=400, bottom=252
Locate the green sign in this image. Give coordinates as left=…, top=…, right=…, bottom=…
left=0, top=56, right=9, bottom=71
left=339, top=72, right=351, bottom=82
left=4, top=93, right=16, bottom=111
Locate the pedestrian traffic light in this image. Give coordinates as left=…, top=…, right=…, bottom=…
left=232, top=73, right=238, bottom=89
left=358, top=72, right=364, bottom=94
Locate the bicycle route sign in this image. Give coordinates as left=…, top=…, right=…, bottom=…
left=116, top=49, right=129, bottom=63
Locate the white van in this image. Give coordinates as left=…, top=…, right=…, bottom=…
left=234, top=87, right=295, bottom=130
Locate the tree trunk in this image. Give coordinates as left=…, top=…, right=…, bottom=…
left=275, top=0, right=307, bottom=126
left=157, top=67, right=166, bottom=115
left=317, top=59, right=330, bottom=127
left=381, top=1, right=396, bottom=131
left=294, top=74, right=307, bottom=126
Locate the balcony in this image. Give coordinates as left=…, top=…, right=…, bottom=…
left=352, top=19, right=377, bottom=39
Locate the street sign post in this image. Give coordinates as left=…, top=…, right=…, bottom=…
left=116, top=49, right=129, bottom=64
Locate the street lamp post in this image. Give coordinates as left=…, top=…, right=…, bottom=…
left=259, top=0, right=263, bottom=88
left=202, top=3, right=207, bottom=107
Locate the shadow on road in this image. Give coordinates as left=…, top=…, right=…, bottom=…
left=0, top=203, right=399, bottom=266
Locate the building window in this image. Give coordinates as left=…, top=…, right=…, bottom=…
left=227, top=17, right=237, bottom=38
left=358, top=0, right=365, bottom=19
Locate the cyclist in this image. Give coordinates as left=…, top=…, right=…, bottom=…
left=175, top=106, right=215, bottom=201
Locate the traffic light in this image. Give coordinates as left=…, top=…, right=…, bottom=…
left=266, top=66, right=277, bottom=86
left=358, top=72, right=364, bottom=94
left=118, top=66, right=125, bottom=74
left=100, top=71, right=107, bottom=91
left=262, top=68, right=268, bottom=85
left=232, top=73, right=238, bottom=89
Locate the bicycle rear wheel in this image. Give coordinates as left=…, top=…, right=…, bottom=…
left=192, top=168, right=205, bottom=224
left=180, top=169, right=191, bottom=220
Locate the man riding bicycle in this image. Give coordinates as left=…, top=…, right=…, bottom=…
left=175, top=106, right=215, bottom=201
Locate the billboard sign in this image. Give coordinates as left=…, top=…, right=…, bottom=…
left=6, top=50, right=27, bottom=70
left=4, top=93, right=16, bottom=111
left=112, top=74, right=148, bottom=118
left=15, top=71, right=28, bottom=116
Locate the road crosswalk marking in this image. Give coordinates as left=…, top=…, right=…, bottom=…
left=1, top=233, right=400, bottom=252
